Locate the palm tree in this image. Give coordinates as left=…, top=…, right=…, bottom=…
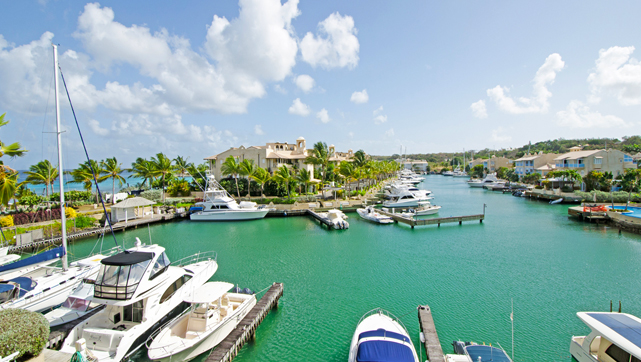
left=622, top=169, right=641, bottom=210
left=68, top=160, right=102, bottom=203
left=272, top=166, right=293, bottom=198
left=0, top=113, right=27, bottom=206
left=305, top=141, right=333, bottom=185
left=150, top=153, right=174, bottom=202
left=239, top=159, right=257, bottom=198
left=252, top=168, right=271, bottom=198
left=338, top=161, right=355, bottom=197
left=221, top=155, right=242, bottom=199
left=23, top=160, right=58, bottom=198
left=130, top=158, right=156, bottom=188
left=100, top=157, right=127, bottom=204
left=296, top=168, right=314, bottom=194
left=173, top=156, right=191, bottom=179
left=352, top=149, right=368, bottom=168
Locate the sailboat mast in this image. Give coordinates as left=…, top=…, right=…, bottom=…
left=53, top=44, right=68, bottom=271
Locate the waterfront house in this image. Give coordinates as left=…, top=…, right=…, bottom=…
left=514, top=152, right=558, bottom=178
left=402, top=159, right=428, bottom=171
left=204, top=137, right=354, bottom=180
left=468, top=156, right=512, bottom=173
left=553, top=148, right=636, bottom=178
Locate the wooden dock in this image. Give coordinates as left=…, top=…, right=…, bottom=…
left=568, top=205, right=609, bottom=223
left=378, top=209, right=484, bottom=229
left=205, top=282, right=284, bottom=362
left=525, top=191, right=582, bottom=204
left=418, top=305, right=445, bottom=362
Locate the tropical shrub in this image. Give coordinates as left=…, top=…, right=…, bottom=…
left=574, top=190, right=640, bottom=203
left=0, top=215, right=13, bottom=227
left=74, top=214, right=98, bottom=229
left=65, top=207, right=78, bottom=219
left=167, top=179, right=191, bottom=197
left=18, top=195, right=44, bottom=206
left=50, top=190, right=93, bottom=202
left=140, top=189, right=163, bottom=202
left=0, top=308, right=49, bottom=359
left=13, top=209, right=62, bottom=225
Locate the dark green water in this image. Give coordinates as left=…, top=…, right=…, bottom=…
left=66, top=175, right=641, bottom=362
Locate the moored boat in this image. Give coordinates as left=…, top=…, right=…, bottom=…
left=445, top=341, right=512, bottom=362
left=190, top=176, right=269, bottom=221
left=570, top=311, right=641, bottom=362
left=356, top=206, right=393, bottom=224
left=318, top=209, right=349, bottom=229
left=44, top=278, right=102, bottom=327
left=147, top=282, right=256, bottom=362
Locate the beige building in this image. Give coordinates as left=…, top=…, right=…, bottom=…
left=401, top=159, right=428, bottom=171
left=514, top=153, right=558, bottom=178
left=553, top=147, right=636, bottom=178
left=204, top=137, right=354, bottom=180
left=468, top=156, right=512, bottom=173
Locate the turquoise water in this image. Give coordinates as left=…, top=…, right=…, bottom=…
left=66, top=175, right=641, bottom=362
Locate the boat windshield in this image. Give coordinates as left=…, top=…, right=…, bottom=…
left=63, top=297, right=91, bottom=312
left=94, top=252, right=153, bottom=300
left=0, top=284, right=16, bottom=303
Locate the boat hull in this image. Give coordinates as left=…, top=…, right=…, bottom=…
left=190, top=209, right=269, bottom=221
left=570, top=336, right=598, bottom=362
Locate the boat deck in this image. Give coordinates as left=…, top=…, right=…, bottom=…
left=204, top=282, right=284, bottom=362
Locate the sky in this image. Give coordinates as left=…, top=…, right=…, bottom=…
left=2, top=0, right=641, bottom=170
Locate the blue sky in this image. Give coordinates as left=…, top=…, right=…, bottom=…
left=2, top=0, right=641, bottom=170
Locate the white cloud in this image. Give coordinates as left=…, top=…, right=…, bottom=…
left=254, top=124, right=264, bottom=135
left=294, top=74, right=315, bottom=92
left=490, top=127, right=512, bottom=143
left=588, top=46, right=641, bottom=105
left=273, top=84, right=287, bottom=94
left=385, top=128, right=394, bottom=137
left=373, top=105, right=387, bottom=124
left=316, top=108, right=330, bottom=123
left=88, top=119, right=109, bottom=136
left=470, top=100, right=488, bottom=119
left=556, top=100, right=630, bottom=128
left=350, top=89, right=368, bottom=104
left=300, top=12, right=359, bottom=69
left=288, top=98, right=310, bottom=116
left=487, top=53, right=565, bottom=114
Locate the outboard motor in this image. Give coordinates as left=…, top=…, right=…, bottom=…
left=242, top=287, right=253, bottom=295
left=452, top=341, right=467, bottom=355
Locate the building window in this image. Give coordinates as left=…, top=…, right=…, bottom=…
left=624, top=155, right=633, bottom=162
left=594, top=158, right=602, bottom=165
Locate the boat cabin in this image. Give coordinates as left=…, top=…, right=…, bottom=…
left=571, top=312, right=641, bottom=362
left=0, top=277, right=36, bottom=303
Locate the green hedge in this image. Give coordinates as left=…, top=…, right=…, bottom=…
left=574, top=190, right=641, bottom=203
left=0, top=309, right=49, bottom=359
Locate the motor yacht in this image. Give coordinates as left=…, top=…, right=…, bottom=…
left=467, top=173, right=499, bottom=188
left=443, top=170, right=454, bottom=176
left=356, top=206, right=393, bottom=224
left=318, top=209, right=349, bottom=229
left=0, top=253, right=108, bottom=313
left=452, top=166, right=469, bottom=178
left=483, top=181, right=507, bottom=191
left=383, top=190, right=432, bottom=208
left=445, top=341, right=512, bottom=362
left=190, top=176, right=269, bottom=221
left=60, top=241, right=218, bottom=362
left=348, top=308, right=419, bottom=362
left=570, top=312, right=641, bottom=362
left=44, top=278, right=102, bottom=327
left=400, top=203, right=441, bottom=217
left=385, top=183, right=432, bottom=200
left=147, top=282, right=256, bottom=362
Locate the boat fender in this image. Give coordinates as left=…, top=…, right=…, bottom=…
left=242, top=287, right=253, bottom=295
left=420, top=332, right=425, bottom=343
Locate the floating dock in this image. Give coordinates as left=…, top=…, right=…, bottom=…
left=568, top=206, right=608, bottom=223
left=378, top=209, right=484, bottom=229
left=418, top=305, right=445, bottom=362
left=205, top=282, right=284, bottom=362
left=524, top=190, right=582, bottom=204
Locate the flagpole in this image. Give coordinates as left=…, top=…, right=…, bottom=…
left=511, top=298, right=514, bottom=361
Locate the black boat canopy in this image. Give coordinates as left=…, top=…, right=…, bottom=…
left=102, top=251, right=154, bottom=266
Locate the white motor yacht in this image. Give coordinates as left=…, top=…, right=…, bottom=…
left=445, top=341, right=513, bottom=362
left=60, top=242, right=218, bottom=362
left=383, top=190, right=432, bottom=208
left=348, top=308, right=419, bottom=362
left=44, top=278, right=102, bottom=327
left=356, top=206, right=393, bottom=224
left=147, top=282, right=256, bottom=362
left=400, top=204, right=441, bottom=217
left=443, top=170, right=454, bottom=176
left=385, top=184, right=432, bottom=200
left=483, top=180, right=507, bottom=191
left=318, top=209, right=349, bottom=229
left=452, top=166, right=469, bottom=178
left=190, top=176, right=269, bottom=221
left=0, top=253, right=108, bottom=313
left=570, top=312, right=641, bottom=362
left=467, top=173, right=498, bottom=188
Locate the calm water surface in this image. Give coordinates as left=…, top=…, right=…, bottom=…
left=66, top=175, right=641, bottom=362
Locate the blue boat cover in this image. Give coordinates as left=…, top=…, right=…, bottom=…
left=356, top=340, right=415, bottom=362
left=359, top=329, right=410, bottom=343
left=588, top=313, right=641, bottom=349
left=466, top=345, right=511, bottom=362
left=8, top=277, right=35, bottom=297
left=0, top=246, right=64, bottom=274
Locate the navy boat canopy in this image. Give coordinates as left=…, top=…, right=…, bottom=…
left=0, top=246, right=64, bottom=274
left=466, top=345, right=512, bottom=362
left=588, top=313, right=641, bottom=349
left=102, top=251, right=153, bottom=266
left=356, top=340, right=415, bottom=362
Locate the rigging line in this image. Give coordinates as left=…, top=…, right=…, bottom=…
left=58, top=67, right=120, bottom=250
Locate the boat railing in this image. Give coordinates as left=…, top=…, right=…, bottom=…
left=145, top=308, right=192, bottom=351
left=172, top=251, right=218, bottom=267
left=356, top=307, right=411, bottom=336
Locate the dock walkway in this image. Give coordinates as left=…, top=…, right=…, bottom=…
left=418, top=305, right=445, bottom=362
left=205, top=282, right=284, bottom=362
left=378, top=209, right=484, bottom=229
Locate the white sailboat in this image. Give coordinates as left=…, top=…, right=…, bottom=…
left=0, top=44, right=109, bottom=313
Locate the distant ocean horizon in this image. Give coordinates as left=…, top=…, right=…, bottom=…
left=16, top=170, right=144, bottom=196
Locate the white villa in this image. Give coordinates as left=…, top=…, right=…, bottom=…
left=204, top=137, right=355, bottom=180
